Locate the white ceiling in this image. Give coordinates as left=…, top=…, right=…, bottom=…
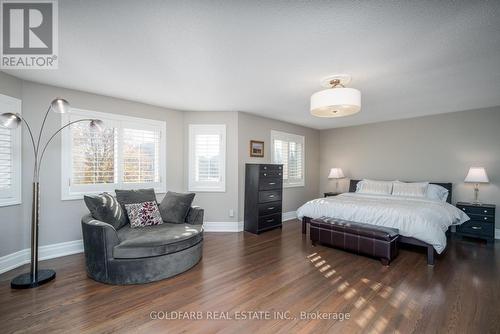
left=4, top=0, right=500, bottom=129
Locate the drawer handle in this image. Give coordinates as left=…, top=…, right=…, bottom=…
left=462, top=208, right=466, bottom=211
left=278, top=173, right=282, bottom=176
left=269, top=182, right=276, bottom=185
left=484, top=210, right=488, bottom=213
left=484, top=217, right=488, bottom=220
left=266, top=219, right=274, bottom=223
left=269, top=195, right=275, bottom=198
left=268, top=207, right=275, bottom=210
left=264, top=173, right=267, bottom=176
left=264, top=166, right=267, bottom=170
left=472, top=226, right=482, bottom=230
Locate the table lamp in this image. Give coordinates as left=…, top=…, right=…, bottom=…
left=328, top=168, right=345, bottom=193
left=464, top=167, right=489, bottom=204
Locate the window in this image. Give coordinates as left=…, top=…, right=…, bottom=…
left=0, top=94, right=22, bottom=206
left=188, top=124, right=226, bottom=192
left=271, top=130, right=305, bottom=187
left=61, top=108, right=166, bottom=200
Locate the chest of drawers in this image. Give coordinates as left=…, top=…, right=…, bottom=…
left=456, top=202, right=496, bottom=244
left=244, top=164, right=283, bottom=234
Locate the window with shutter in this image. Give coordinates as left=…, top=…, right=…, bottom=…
left=0, top=94, right=21, bottom=207
left=61, top=108, right=166, bottom=199
left=71, top=122, right=117, bottom=185
left=122, top=127, right=161, bottom=184
left=188, top=124, right=226, bottom=192
left=271, top=130, right=305, bottom=187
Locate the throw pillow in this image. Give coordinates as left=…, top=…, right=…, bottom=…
left=115, top=188, right=157, bottom=227
left=84, top=193, right=127, bottom=230
left=159, top=191, right=195, bottom=223
left=124, top=201, right=163, bottom=228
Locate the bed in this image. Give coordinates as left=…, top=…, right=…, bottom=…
left=298, top=180, right=470, bottom=265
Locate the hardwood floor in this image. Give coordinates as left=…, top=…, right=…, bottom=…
left=1, top=220, right=499, bottom=334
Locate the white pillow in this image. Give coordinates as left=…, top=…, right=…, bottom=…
left=356, top=179, right=393, bottom=195
left=426, top=184, right=449, bottom=202
left=392, top=181, right=429, bottom=198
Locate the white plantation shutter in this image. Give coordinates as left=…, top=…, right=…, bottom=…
left=0, top=128, right=13, bottom=193
left=0, top=94, right=21, bottom=206
left=271, top=130, right=305, bottom=187
left=189, top=124, right=226, bottom=192
left=273, top=139, right=289, bottom=179
left=123, top=128, right=161, bottom=184
left=195, top=134, right=220, bottom=182
left=62, top=109, right=166, bottom=199
left=71, top=122, right=117, bottom=185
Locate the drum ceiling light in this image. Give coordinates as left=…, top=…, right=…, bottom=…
left=310, top=74, right=361, bottom=117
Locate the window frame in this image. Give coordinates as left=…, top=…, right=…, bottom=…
left=61, top=108, right=167, bottom=200
left=188, top=124, right=226, bottom=192
left=0, top=94, right=22, bottom=207
left=271, top=130, right=305, bottom=188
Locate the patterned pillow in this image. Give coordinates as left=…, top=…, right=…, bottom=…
left=124, top=201, right=163, bottom=228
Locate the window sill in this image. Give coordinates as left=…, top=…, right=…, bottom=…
left=283, top=183, right=305, bottom=188
left=62, top=188, right=167, bottom=201
left=0, top=199, right=22, bottom=207
left=187, top=188, right=226, bottom=193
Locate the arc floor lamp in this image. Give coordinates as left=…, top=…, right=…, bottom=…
left=0, top=98, right=103, bottom=289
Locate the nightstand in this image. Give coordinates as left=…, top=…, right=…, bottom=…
left=456, top=202, right=495, bottom=244
left=324, top=192, right=340, bottom=197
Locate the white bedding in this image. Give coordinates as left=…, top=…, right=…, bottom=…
left=297, top=193, right=470, bottom=254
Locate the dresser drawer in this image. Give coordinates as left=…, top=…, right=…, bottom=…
left=258, top=201, right=282, bottom=216
left=260, top=170, right=283, bottom=178
left=457, top=220, right=494, bottom=236
left=258, top=190, right=282, bottom=203
left=468, top=214, right=494, bottom=222
left=260, top=164, right=283, bottom=172
left=259, top=213, right=282, bottom=229
left=259, top=177, right=282, bottom=190
left=458, top=206, right=495, bottom=217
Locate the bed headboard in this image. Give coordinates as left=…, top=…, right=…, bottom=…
left=348, top=180, right=453, bottom=204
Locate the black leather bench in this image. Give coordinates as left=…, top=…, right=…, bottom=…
left=310, top=217, right=399, bottom=265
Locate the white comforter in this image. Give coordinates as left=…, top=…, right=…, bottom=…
left=297, top=193, right=470, bottom=254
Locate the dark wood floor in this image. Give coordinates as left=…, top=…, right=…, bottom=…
left=1, top=220, right=499, bottom=334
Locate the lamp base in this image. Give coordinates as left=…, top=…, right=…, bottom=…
left=11, top=269, right=56, bottom=289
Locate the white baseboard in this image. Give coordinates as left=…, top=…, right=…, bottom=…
left=203, top=221, right=243, bottom=232
left=0, top=239, right=83, bottom=275
left=282, top=211, right=297, bottom=222
left=204, top=211, right=297, bottom=232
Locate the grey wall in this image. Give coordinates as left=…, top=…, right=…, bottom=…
left=319, top=107, right=500, bottom=228
left=238, top=112, right=320, bottom=220
left=183, top=111, right=239, bottom=222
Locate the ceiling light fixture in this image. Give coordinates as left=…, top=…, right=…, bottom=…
left=310, top=74, right=361, bottom=117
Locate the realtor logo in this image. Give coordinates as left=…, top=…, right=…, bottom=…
left=1, top=0, right=58, bottom=69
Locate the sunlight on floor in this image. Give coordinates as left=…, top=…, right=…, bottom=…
left=306, top=252, right=406, bottom=332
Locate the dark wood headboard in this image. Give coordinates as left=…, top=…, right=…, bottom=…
left=348, top=180, right=453, bottom=204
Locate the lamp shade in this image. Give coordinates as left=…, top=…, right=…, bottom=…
left=310, top=87, right=361, bottom=117
left=0, top=113, right=21, bottom=129
left=328, top=168, right=345, bottom=179
left=464, top=167, right=489, bottom=183
left=50, top=98, right=71, bottom=114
